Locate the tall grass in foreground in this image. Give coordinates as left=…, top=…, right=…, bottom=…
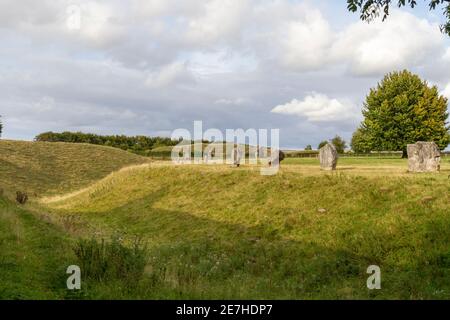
left=73, top=237, right=148, bottom=285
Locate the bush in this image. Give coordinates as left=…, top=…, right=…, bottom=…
left=16, top=191, right=28, bottom=204
left=73, top=237, right=148, bottom=284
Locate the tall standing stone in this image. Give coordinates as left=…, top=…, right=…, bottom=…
left=268, top=149, right=285, bottom=167
left=319, top=143, right=338, bottom=171
left=233, top=146, right=242, bottom=167
left=407, top=141, right=441, bottom=173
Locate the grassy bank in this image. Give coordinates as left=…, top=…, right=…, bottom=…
left=1, top=140, right=450, bottom=299
left=0, top=140, right=149, bottom=198
left=42, top=162, right=450, bottom=299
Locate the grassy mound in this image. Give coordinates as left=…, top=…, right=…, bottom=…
left=0, top=140, right=149, bottom=198
left=42, top=162, right=450, bottom=299
left=1, top=140, right=449, bottom=299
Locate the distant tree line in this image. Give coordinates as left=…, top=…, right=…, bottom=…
left=35, top=131, right=180, bottom=156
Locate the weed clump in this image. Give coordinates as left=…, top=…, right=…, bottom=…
left=73, top=236, right=147, bottom=285
left=16, top=191, right=28, bottom=204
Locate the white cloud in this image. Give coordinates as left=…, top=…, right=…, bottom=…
left=189, top=51, right=258, bottom=76
left=214, top=98, right=251, bottom=106
left=0, top=1, right=445, bottom=76
left=130, top=0, right=170, bottom=18
left=33, top=96, right=55, bottom=112
left=444, top=48, right=450, bottom=62
left=185, top=0, right=249, bottom=45
left=248, top=6, right=444, bottom=75
left=145, top=62, right=195, bottom=88
left=271, top=93, right=357, bottom=123
left=442, top=83, right=450, bottom=99
left=74, top=2, right=126, bottom=47
left=277, top=9, right=333, bottom=71
left=333, top=11, right=443, bottom=76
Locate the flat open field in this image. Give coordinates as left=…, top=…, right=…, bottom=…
left=1, top=141, right=450, bottom=299
left=284, top=157, right=450, bottom=176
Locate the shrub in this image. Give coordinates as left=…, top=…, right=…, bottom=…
left=16, top=191, right=28, bottom=204
left=73, top=236, right=148, bottom=285
left=331, top=135, right=347, bottom=154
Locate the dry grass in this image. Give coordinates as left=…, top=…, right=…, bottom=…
left=0, top=140, right=150, bottom=198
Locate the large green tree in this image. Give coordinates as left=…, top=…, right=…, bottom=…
left=351, top=128, right=372, bottom=153
left=347, top=0, right=450, bottom=36
left=353, top=70, right=450, bottom=156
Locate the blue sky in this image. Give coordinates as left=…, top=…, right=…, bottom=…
left=0, top=0, right=449, bottom=149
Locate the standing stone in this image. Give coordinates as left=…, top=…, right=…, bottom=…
left=407, top=141, right=441, bottom=173
left=268, top=149, right=285, bottom=167
left=233, top=146, right=242, bottom=167
left=319, top=143, right=338, bottom=171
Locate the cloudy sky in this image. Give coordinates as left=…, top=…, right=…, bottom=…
left=1, top=0, right=450, bottom=149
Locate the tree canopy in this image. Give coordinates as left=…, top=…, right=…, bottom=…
left=318, top=141, right=328, bottom=150
left=347, top=0, right=450, bottom=36
left=351, top=70, right=450, bottom=156
left=318, top=136, right=347, bottom=153
left=331, top=135, right=348, bottom=154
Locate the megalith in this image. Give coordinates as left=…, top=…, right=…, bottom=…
left=319, top=143, right=338, bottom=171
left=407, top=141, right=441, bottom=173
left=232, top=146, right=242, bottom=167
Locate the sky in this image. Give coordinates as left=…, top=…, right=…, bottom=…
left=0, top=0, right=450, bottom=149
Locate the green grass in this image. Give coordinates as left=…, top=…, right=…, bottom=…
left=0, top=196, right=73, bottom=299
left=0, top=140, right=149, bottom=198
left=1, top=140, right=450, bottom=299
left=150, top=146, right=174, bottom=153
left=285, top=157, right=406, bottom=166
left=42, top=162, right=450, bottom=299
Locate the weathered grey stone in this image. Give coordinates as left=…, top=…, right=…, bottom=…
left=407, top=141, right=441, bottom=173
left=233, top=146, right=242, bottom=167
left=268, top=149, right=285, bottom=167
left=319, top=143, right=338, bottom=171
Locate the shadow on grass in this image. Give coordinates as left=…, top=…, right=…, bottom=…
left=52, top=188, right=450, bottom=300
left=335, top=167, right=357, bottom=171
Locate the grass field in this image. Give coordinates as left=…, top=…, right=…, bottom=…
left=0, top=140, right=150, bottom=198
left=1, top=140, right=450, bottom=299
